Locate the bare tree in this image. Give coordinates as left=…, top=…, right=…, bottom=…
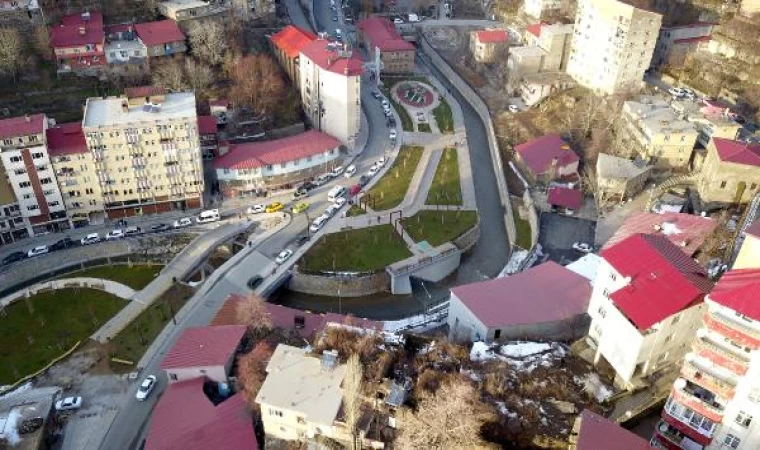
left=33, top=26, right=52, bottom=61
left=0, top=28, right=24, bottom=82
left=343, top=353, right=364, bottom=449
left=230, top=54, right=286, bottom=120
left=152, top=59, right=187, bottom=91
left=235, top=293, right=273, bottom=338
left=184, top=57, right=214, bottom=99
left=236, top=341, right=274, bottom=410
left=189, top=22, right=228, bottom=66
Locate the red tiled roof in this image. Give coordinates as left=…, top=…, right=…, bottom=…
left=134, top=20, right=185, bottom=46
left=161, top=325, right=246, bottom=370
left=602, top=234, right=713, bottom=330
left=145, top=378, right=258, bottom=450
left=746, top=220, right=760, bottom=238
left=712, top=138, right=760, bottom=167
left=709, top=268, right=760, bottom=321
left=198, top=116, right=218, bottom=135
left=575, top=410, right=653, bottom=450
left=105, top=23, right=134, bottom=35
left=213, top=130, right=341, bottom=170
left=674, top=35, right=711, bottom=44
left=475, top=29, right=508, bottom=43
left=46, top=123, right=88, bottom=156
left=124, top=85, right=166, bottom=98
left=514, top=134, right=579, bottom=176
left=526, top=22, right=545, bottom=37
left=547, top=187, right=582, bottom=210
left=602, top=212, right=717, bottom=256
left=270, top=25, right=318, bottom=59
left=357, top=17, right=415, bottom=52
left=50, top=11, right=105, bottom=48
left=450, top=261, right=591, bottom=328
left=0, top=113, right=45, bottom=140
left=300, top=39, right=364, bottom=76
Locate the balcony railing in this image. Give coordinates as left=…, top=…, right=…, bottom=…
left=706, top=311, right=760, bottom=346
left=692, top=336, right=750, bottom=374
left=672, top=385, right=724, bottom=423
left=681, top=359, right=736, bottom=400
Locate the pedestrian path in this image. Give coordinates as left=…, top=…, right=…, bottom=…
left=0, top=277, right=136, bottom=309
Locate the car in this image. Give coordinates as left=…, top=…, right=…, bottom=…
left=358, top=174, right=370, bottom=186
left=309, top=217, right=326, bottom=233
left=334, top=197, right=347, bottom=208
left=292, top=189, right=308, bottom=200
left=393, top=17, right=404, bottom=24
left=368, top=165, right=380, bottom=177
left=80, top=233, right=101, bottom=245
left=389, top=129, right=397, bottom=140
left=266, top=202, right=284, bottom=213
left=1, top=251, right=26, bottom=265
left=299, top=181, right=317, bottom=191
left=275, top=249, right=294, bottom=264
left=313, top=174, right=331, bottom=186
left=344, top=164, right=357, bottom=177
left=136, top=375, right=157, bottom=401
left=124, top=226, right=143, bottom=236
left=105, top=229, right=124, bottom=240
left=381, top=99, right=390, bottom=109
left=172, top=218, right=192, bottom=228
left=388, top=116, right=396, bottom=127
left=247, top=275, right=264, bottom=290
left=150, top=223, right=168, bottom=232
left=331, top=4, right=337, bottom=10
left=417, top=114, right=428, bottom=123
left=332, top=15, right=338, bottom=21
left=668, top=87, right=685, bottom=97
left=508, top=104, right=519, bottom=113
left=331, top=166, right=345, bottom=177
left=335, top=29, right=342, bottom=39
left=384, top=110, right=392, bottom=118
left=572, top=242, right=594, bottom=254
left=55, top=396, right=82, bottom=412
left=27, top=245, right=49, bottom=258
left=376, top=156, right=387, bottom=168
left=50, top=237, right=74, bottom=251
left=294, top=235, right=310, bottom=246
left=292, top=202, right=309, bottom=214
left=325, top=204, right=340, bottom=217
left=371, top=91, right=382, bottom=100
left=247, top=204, right=265, bottom=214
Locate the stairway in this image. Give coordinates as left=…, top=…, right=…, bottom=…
left=645, top=173, right=699, bottom=212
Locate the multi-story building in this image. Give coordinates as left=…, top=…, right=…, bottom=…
left=104, top=24, right=149, bottom=75
left=595, top=153, right=651, bottom=205
left=133, top=20, right=187, bottom=61
left=50, top=11, right=106, bottom=75
left=696, top=138, right=760, bottom=205
left=523, top=0, right=561, bottom=19
left=0, top=114, right=69, bottom=236
left=299, top=38, right=363, bottom=148
left=197, top=116, right=218, bottom=159
left=740, top=0, right=760, bottom=16
left=651, top=22, right=714, bottom=70
left=652, top=267, right=760, bottom=450
left=81, top=86, right=204, bottom=218
left=157, top=0, right=231, bottom=32
left=587, top=234, right=713, bottom=390
left=507, top=22, right=572, bottom=93
left=470, top=29, right=509, bottom=64
left=619, top=96, right=699, bottom=169
left=269, top=25, right=317, bottom=86
left=566, top=0, right=662, bottom=95
left=0, top=0, right=43, bottom=32
left=357, top=17, right=415, bottom=73
left=0, top=159, right=23, bottom=244
left=671, top=100, right=742, bottom=149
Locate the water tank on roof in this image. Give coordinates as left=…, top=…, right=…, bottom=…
left=218, top=381, right=230, bottom=397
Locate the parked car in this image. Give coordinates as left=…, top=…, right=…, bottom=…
left=668, top=87, right=685, bottom=97
left=371, top=91, right=382, bottom=100
left=105, top=229, right=124, bottom=240
left=344, top=164, right=357, bottom=178
left=150, top=223, right=169, bottom=232
left=376, top=156, right=387, bottom=168
left=334, top=197, right=347, bottom=208
left=50, top=237, right=74, bottom=251
left=368, top=165, right=380, bottom=177
left=55, top=396, right=82, bottom=412
left=332, top=14, right=338, bottom=21
left=358, top=175, right=370, bottom=187
left=508, top=104, right=519, bottom=113
left=324, top=204, right=340, bottom=218
left=393, top=17, right=404, bottom=24
left=310, top=216, right=327, bottom=233
left=27, top=245, right=49, bottom=258
left=247, top=204, right=265, bottom=214
left=275, top=249, right=294, bottom=264
left=299, top=181, right=317, bottom=191
left=135, top=375, right=157, bottom=401
left=389, top=129, right=397, bottom=140
left=331, top=166, right=345, bottom=177
left=292, top=202, right=309, bottom=214
left=314, top=174, right=331, bottom=186
left=294, top=235, right=310, bottom=246
left=80, top=233, right=101, bottom=245
left=172, top=218, right=192, bottom=228
left=266, top=202, right=284, bottom=213
left=292, top=189, right=308, bottom=200
left=381, top=99, right=390, bottom=109
left=247, top=275, right=264, bottom=290
left=2, top=251, right=26, bottom=265
left=124, top=226, right=143, bottom=236
left=196, top=209, right=220, bottom=223
left=572, top=242, right=594, bottom=254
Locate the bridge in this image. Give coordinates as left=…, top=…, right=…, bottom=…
left=386, top=243, right=461, bottom=294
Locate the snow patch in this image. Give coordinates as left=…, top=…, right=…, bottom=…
left=500, top=342, right=552, bottom=358
left=580, top=373, right=614, bottom=402
left=470, top=341, right=493, bottom=362
left=1, top=409, right=21, bottom=446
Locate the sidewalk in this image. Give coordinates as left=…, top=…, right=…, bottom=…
left=0, top=277, right=136, bottom=308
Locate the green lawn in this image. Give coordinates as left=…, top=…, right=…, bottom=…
left=513, top=212, right=533, bottom=250
left=426, top=148, right=462, bottom=206
left=401, top=210, right=478, bottom=247
left=60, top=264, right=162, bottom=290
left=417, top=122, right=432, bottom=133
left=433, top=98, right=454, bottom=133
left=0, top=289, right=126, bottom=384
left=366, top=146, right=424, bottom=211
left=380, top=87, right=414, bottom=131
left=346, top=204, right=367, bottom=217
left=300, top=225, right=411, bottom=272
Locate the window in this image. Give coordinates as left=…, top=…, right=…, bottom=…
left=27, top=205, right=39, bottom=211
left=297, top=417, right=306, bottom=425
left=169, top=373, right=177, bottom=381
left=32, top=152, right=43, bottom=159
left=610, top=273, right=616, bottom=281
left=494, top=329, right=501, bottom=339
left=720, top=181, right=727, bottom=189
left=269, top=409, right=283, bottom=417
left=40, top=177, right=52, bottom=185
left=671, top=315, right=681, bottom=325
left=597, top=306, right=607, bottom=318
left=724, top=435, right=740, bottom=449
left=19, top=181, right=31, bottom=188
left=736, top=411, right=752, bottom=428
left=663, top=334, right=673, bottom=344
left=602, top=289, right=610, bottom=298
left=9, top=156, right=22, bottom=163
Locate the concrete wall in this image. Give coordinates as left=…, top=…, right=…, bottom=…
left=453, top=218, right=480, bottom=253
left=287, top=269, right=390, bottom=297
left=447, top=293, right=489, bottom=342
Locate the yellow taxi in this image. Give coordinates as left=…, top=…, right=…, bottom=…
left=265, top=202, right=284, bottom=213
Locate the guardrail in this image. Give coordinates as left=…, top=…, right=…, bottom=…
left=386, top=245, right=459, bottom=276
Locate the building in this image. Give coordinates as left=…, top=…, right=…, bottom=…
left=470, top=29, right=509, bottom=63
left=133, top=20, right=187, bottom=61
left=198, top=116, right=218, bottom=159
left=619, top=97, right=699, bottom=169
left=160, top=325, right=246, bottom=384
left=734, top=221, right=760, bottom=270
left=357, top=17, right=415, bottom=73
left=0, top=387, right=59, bottom=450
left=569, top=409, right=653, bottom=449
left=448, top=261, right=592, bottom=342
left=299, top=38, right=363, bottom=148
left=566, top=0, right=662, bottom=95
left=671, top=100, right=742, bottom=149
left=232, top=0, right=275, bottom=21
left=256, top=345, right=346, bottom=441
left=513, top=134, right=580, bottom=185
left=596, top=153, right=651, bottom=205
left=523, top=0, right=561, bottom=19
left=587, top=234, right=713, bottom=389
left=547, top=186, right=583, bottom=214
left=696, top=138, right=760, bottom=205
left=603, top=212, right=717, bottom=257
left=269, top=25, right=318, bottom=86
left=652, top=267, right=760, bottom=450
left=740, top=0, right=760, bottom=16
left=157, top=0, right=231, bottom=31
left=651, top=22, right=714, bottom=70
left=507, top=22, right=573, bottom=92
left=0, top=0, right=43, bottom=32
left=81, top=87, right=204, bottom=218
left=47, top=123, right=105, bottom=227
left=50, top=11, right=106, bottom=75
left=145, top=378, right=258, bottom=450
left=104, top=24, right=149, bottom=74
left=520, top=71, right=574, bottom=107
left=214, top=130, right=342, bottom=196
left=0, top=114, right=69, bottom=237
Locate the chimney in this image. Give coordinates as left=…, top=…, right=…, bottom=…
left=24, top=114, right=30, bottom=123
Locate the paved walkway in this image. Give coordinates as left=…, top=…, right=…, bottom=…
left=0, top=277, right=136, bottom=308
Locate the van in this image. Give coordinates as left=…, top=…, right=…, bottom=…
left=196, top=209, right=220, bottom=224
left=327, top=186, right=346, bottom=202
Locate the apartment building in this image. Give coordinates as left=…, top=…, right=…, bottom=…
left=357, top=17, right=415, bottom=73
left=566, top=0, right=662, bottom=95
left=50, top=11, right=106, bottom=75
left=0, top=114, right=68, bottom=237
left=587, top=234, right=713, bottom=390
left=740, top=0, right=760, bottom=16
left=81, top=87, right=204, bottom=218
left=671, top=100, right=742, bottom=149
left=651, top=22, right=714, bottom=70
left=232, top=0, right=275, bottom=21
left=652, top=267, right=760, bottom=450
left=507, top=22, right=572, bottom=93
left=299, top=38, right=363, bottom=148
left=523, top=0, right=561, bottom=19
left=619, top=97, right=699, bottom=169
left=470, top=29, right=509, bottom=63
left=269, top=25, right=317, bottom=86
left=696, top=138, right=760, bottom=205
left=0, top=0, right=43, bottom=32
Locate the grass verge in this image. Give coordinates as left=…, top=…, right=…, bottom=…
left=433, top=97, right=454, bottom=133
left=60, top=264, right=163, bottom=290
left=300, top=225, right=411, bottom=272
left=513, top=208, right=533, bottom=250
left=366, top=146, right=424, bottom=211
left=346, top=204, right=366, bottom=217
left=426, top=147, right=461, bottom=205
left=0, top=289, right=126, bottom=384
left=401, top=210, right=478, bottom=247
left=417, top=122, right=432, bottom=132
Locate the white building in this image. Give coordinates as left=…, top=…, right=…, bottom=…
left=566, top=0, right=662, bottom=95
left=587, top=233, right=713, bottom=390
left=523, top=0, right=561, bottom=19
left=299, top=38, right=363, bottom=148
left=651, top=22, right=714, bottom=70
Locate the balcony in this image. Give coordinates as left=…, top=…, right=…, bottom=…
left=681, top=358, right=736, bottom=400
left=705, top=311, right=760, bottom=349
left=652, top=420, right=704, bottom=450
left=692, top=335, right=749, bottom=376
left=662, top=397, right=716, bottom=445
left=672, top=379, right=725, bottom=423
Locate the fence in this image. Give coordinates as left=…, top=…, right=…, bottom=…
left=522, top=190, right=540, bottom=248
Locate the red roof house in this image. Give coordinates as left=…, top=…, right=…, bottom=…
left=547, top=186, right=583, bottom=211
left=0, top=113, right=46, bottom=140
left=46, top=123, right=88, bottom=156
left=448, top=261, right=592, bottom=342
left=161, top=325, right=246, bottom=384
left=145, top=378, right=258, bottom=450
left=602, top=212, right=717, bottom=256
left=712, top=138, right=760, bottom=167
left=50, top=12, right=106, bottom=71
left=514, top=134, right=580, bottom=183
left=357, top=17, right=415, bottom=52
left=213, top=130, right=341, bottom=170
left=270, top=25, right=318, bottom=59
left=574, top=410, right=653, bottom=450
left=708, top=268, right=760, bottom=322
left=198, top=116, right=218, bottom=135
left=526, top=22, right=547, bottom=38
left=474, top=29, right=509, bottom=43
left=134, top=20, right=185, bottom=47
left=300, top=39, right=364, bottom=76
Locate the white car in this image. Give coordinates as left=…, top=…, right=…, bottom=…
left=136, top=375, right=157, bottom=401
left=344, top=164, right=357, bottom=178
left=55, top=396, right=82, bottom=411
left=81, top=233, right=101, bottom=245
left=668, top=87, right=685, bottom=97
left=393, top=17, right=404, bottom=24
left=508, top=104, right=519, bottom=113
left=334, top=197, right=347, bottom=208
left=368, top=165, right=380, bottom=177
left=572, top=242, right=594, bottom=254
left=275, top=249, right=294, bottom=264
left=381, top=99, right=390, bottom=109
left=310, top=217, right=327, bottom=233
left=247, top=204, right=265, bottom=214
left=172, top=217, right=192, bottom=228
left=389, top=129, right=397, bottom=140
left=27, top=245, right=49, bottom=258
left=325, top=204, right=340, bottom=217
left=106, top=229, right=124, bottom=240
left=376, top=156, right=387, bottom=168
left=331, top=165, right=344, bottom=177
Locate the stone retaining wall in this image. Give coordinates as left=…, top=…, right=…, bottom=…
left=453, top=218, right=481, bottom=253
left=287, top=269, right=390, bottom=297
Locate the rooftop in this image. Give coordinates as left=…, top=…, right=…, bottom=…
left=596, top=153, right=650, bottom=181
left=197, top=115, right=218, bottom=135
left=256, top=345, right=345, bottom=427
left=270, top=25, right=318, bottom=59
left=0, top=386, right=58, bottom=450
left=358, top=17, right=415, bottom=52
left=0, top=113, right=45, bottom=140
left=134, top=20, right=185, bottom=46
left=712, top=138, right=760, bottom=167
left=46, top=123, right=88, bottom=156
left=602, top=212, right=717, bottom=256
left=514, top=134, right=579, bottom=176
left=82, top=92, right=197, bottom=129
left=521, top=71, right=574, bottom=86
left=547, top=186, right=583, bottom=210
left=300, top=39, right=364, bottom=76
left=160, top=325, right=246, bottom=370
left=708, top=268, right=760, bottom=321
left=473, top=29, right=509, bottom=44
left=623, top=96, right=697, bottom=137
left=746, top=220, right=760, bottom=238
left=450, top=261, right=592, bottom=328
left=160, top=0, right=230, bottom=12
left=574, top=410, right=653, bottom=450
left=602, top=234, right=712, bottom=330
left=213, top=130, right=341, bottom=170
left=526, top=22, right=546, bottom=37
left=50, top=11, right=104, bottom=48
left=566, top=253, right=603, bottom=286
